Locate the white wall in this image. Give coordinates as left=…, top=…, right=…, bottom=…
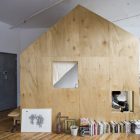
left=0, top=21, right=47, bottom=106
left=19, top=28, right=47, bottom=52
left=0, top=21, right=47, bottom=54
left=0, top=22, right=20, bottom=53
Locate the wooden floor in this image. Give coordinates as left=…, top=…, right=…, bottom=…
left=0, top=110, right=140, bottom=140
left=0, top=132, right=140, bottom=140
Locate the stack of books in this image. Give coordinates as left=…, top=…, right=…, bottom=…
left=79, top=118, right=90, bottom=135
left=130, top=120, right=140, bottom=134
left=79, top=118, right=140, bottom=135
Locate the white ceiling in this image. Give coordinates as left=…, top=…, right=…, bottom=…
left=81, top=0, right=140, bottom=22
left=0, top=0, right=80, bottom=28
left=0, top=0, right=140, bottom=36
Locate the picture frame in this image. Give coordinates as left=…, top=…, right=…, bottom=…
left=64, top=119, right=76, bottom=133
left=21, top=109, right=52, bottom=132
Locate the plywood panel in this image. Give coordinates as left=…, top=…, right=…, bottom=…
left=42, top=7, right=80, bottom=57
left=78, top=6, right=109, bottom=57
left=20, top=5, right=140, bottom=130
left=79, top=57, right=110, bottom=121
left=109, top=57, right=140, bottom=121
left=109, top=23, right=139, bottom=57
left=21, top=53, right=80, bottom=129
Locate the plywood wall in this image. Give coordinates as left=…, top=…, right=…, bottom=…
left=20, top=5, right=140, bottom=130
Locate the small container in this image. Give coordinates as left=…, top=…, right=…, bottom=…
left=70, top=125, right=79, bottom=136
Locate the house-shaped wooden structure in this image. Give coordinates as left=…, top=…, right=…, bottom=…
left=20, top=5, right=140, bottom=130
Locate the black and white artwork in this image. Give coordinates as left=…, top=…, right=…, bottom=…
left=29, top=114, right=44, bottom=128
left=21, top=109, right=52, bottom=132
left=112, top=91, right=133, bottom=112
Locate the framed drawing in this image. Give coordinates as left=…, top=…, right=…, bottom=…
left=21, top=109, right=52, bottom=132
left=64, top=119, right=76, bottom=133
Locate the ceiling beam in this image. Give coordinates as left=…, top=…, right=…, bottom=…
left=10, top=0, right=68, bottom=29
left=113, top=13, right=140, bottom=22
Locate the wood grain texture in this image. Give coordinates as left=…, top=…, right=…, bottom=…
left=0, top=132, right=140, bottom=140
left=20, top=5, right=140, bottom=130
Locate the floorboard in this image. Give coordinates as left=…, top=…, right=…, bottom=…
left=0, top=132, right=139, bottom=140
left=0, top=114, right=140, bottom=140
